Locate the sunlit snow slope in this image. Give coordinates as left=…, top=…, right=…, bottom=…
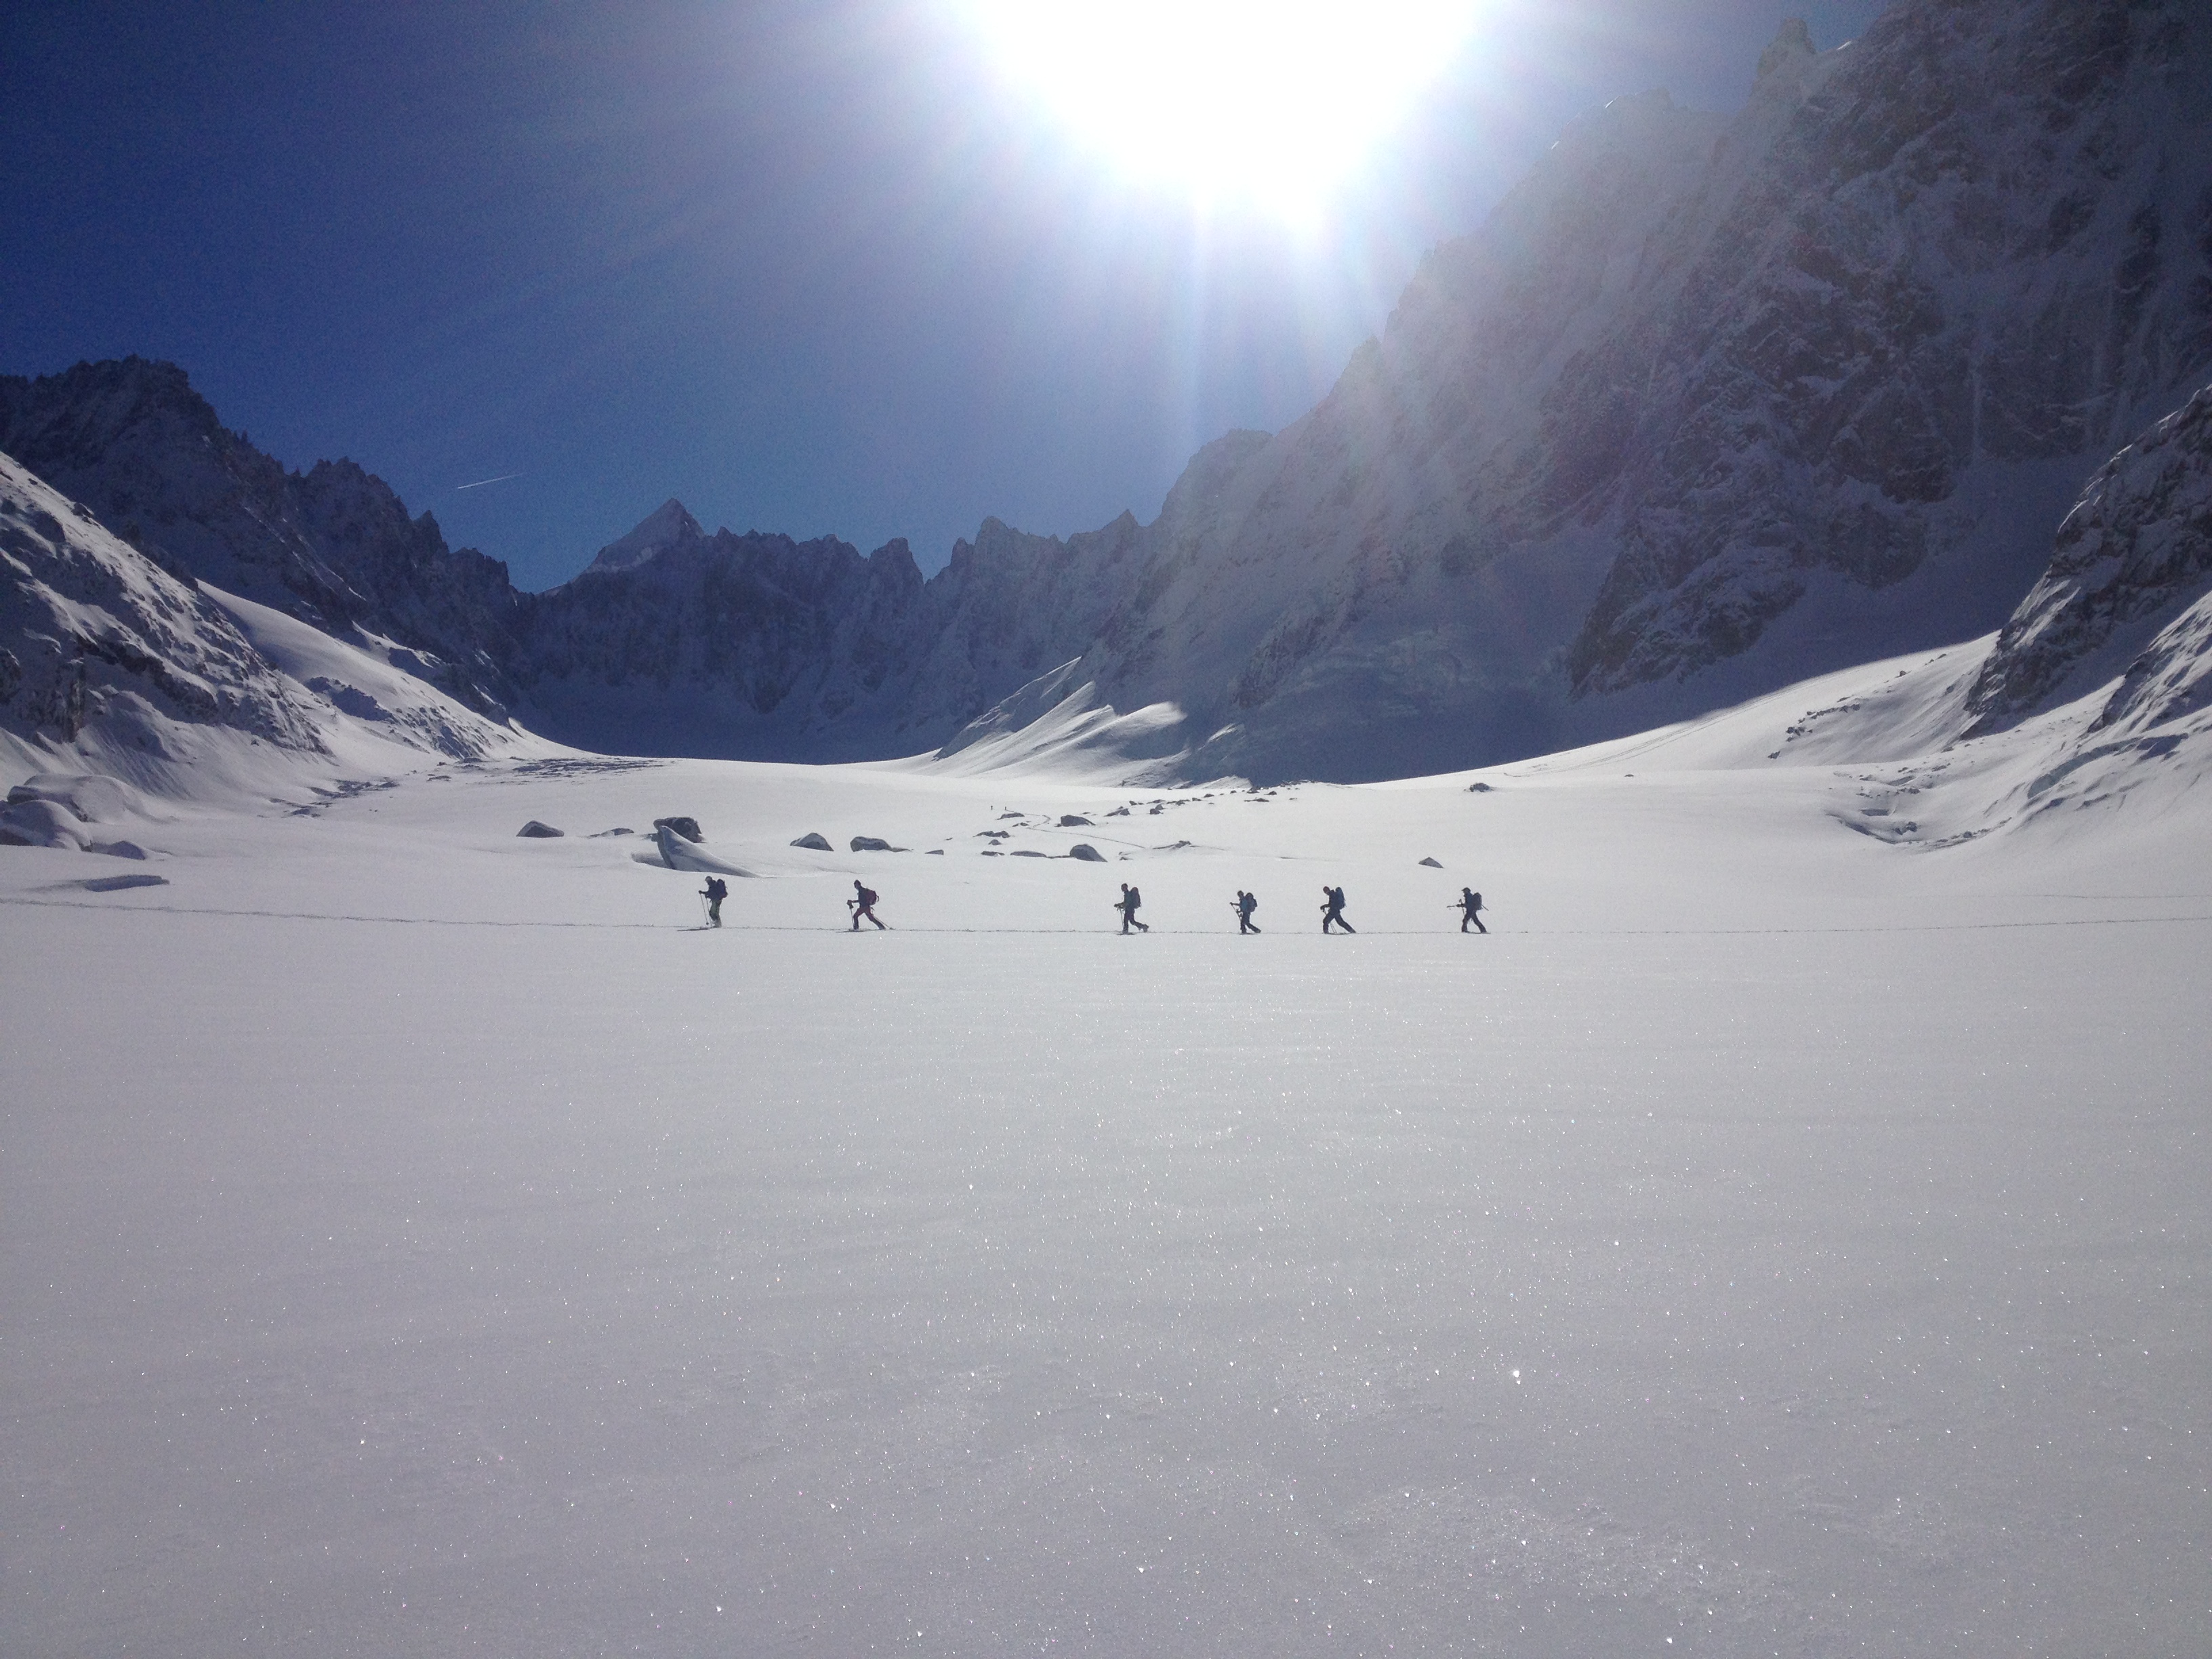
left=3, top=659, right=2208, bottom=1656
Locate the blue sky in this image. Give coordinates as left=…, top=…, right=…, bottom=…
left=3, top=1, right=1885, bottom=588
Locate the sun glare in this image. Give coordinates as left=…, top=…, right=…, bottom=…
left=958, top=1, right=1482, bottom=222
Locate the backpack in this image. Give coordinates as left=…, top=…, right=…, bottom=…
left=1128, top=886, right=1142, bottom=907
left=857, top=886, right=878, bottom=907
left=704, top=878, right=726, bottom=901
left=1471, top=891, right=1482, bottom=909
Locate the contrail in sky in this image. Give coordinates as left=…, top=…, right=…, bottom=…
left=455, top=472, right=523, bottom=491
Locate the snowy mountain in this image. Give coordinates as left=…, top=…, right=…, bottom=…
left=0, top=442, right=544, bottom=832
left=0, top=362, right=1145, bottom=763
left=8, top=0, right=2210, bottom=784
left=0, top=359, right=525, bottom=719
left=0, top=447, right=325, bottom=787
left=1019, top=0, right=2212, bottom=780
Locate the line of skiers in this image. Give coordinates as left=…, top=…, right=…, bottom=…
left=701, top=876, right=1487, bottom=933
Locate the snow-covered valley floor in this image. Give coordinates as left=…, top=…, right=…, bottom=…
left=5, top=697, right=2210, bottom=1654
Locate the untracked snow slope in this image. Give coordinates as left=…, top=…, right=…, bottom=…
left=3, top=684, right=2208, bottom=1656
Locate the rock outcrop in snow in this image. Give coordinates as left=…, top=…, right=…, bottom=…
left=1965, top=379, right=2212, bottom=735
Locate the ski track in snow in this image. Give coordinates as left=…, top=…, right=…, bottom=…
left=7, top=892, right=2212, bottom=939
left=3, top=738, right=2209, bottom=1658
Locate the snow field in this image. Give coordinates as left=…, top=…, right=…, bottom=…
left=3, top=748, right=2209, bottom=1655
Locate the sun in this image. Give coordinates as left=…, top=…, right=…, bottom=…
left=956, top=1, right=1482, bottom=222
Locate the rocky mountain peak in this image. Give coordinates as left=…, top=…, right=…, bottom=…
left=1756, top=18, right=1818, bottom=83
left=581, top=498, right=707, bottom=577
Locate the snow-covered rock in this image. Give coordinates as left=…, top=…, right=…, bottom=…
left=650, top=822, right=753, bottom=876
left=7, top=771, right=148, bottom=823
left=0, top=795, right=87, bottom=849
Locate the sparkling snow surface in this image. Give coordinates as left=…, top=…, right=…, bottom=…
left=5, top=703, right=2209, bottom=1654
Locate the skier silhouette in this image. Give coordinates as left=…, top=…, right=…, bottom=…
left=1458, top=887, right=1486, bottom=934
left=849, top=879, right=885, bottom=930
left=1234, top=890, right=1261, bottom=934
left=1321, top=884, right=1354, bottom=933
left=1117, top=882, right=1149, bottom=933
left=701, top=875, right=728, bottom=926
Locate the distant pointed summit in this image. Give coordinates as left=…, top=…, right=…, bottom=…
left=583, top=498, right=705, bottom=577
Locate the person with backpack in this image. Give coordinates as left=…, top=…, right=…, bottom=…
left=849, top=878, right=885, bottom=930
left=1320, top=884, right=1354, bottom=933
left=700, top=875, right=728, bottom=926
left=1458, top=887, right=1486, bottom=934
left=1117, top=882, right=1149, bottom=934
left=1233, top=890, right=1261, bottom=934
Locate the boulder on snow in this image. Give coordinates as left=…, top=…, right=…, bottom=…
left=653, top=823, right=753, bottom=876
left=1467, top=781, right=1492, bottom=793
left=790, top=832, right=833, bottom=851
left=849, top=835, right=892, bottom=852
left=1418, top=857, right=1443, bottom=868
left=1059, top=814, right=1093, bottom=827
left=517, top=821, right=564, bottom=838
left=653, top=816, right=704, bottom=843
left=0, top=797, right=89, bottom=850
left=81, top=872, right=167, bottom=892
left=589, top=826, right=634, bottom=838
left=90, top=840, right=148, bottom=859
left=7, top=773, right=143, bottom=823
left=1067, top=843, right=1106, bottom=862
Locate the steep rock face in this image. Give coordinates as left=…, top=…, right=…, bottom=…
left=1563, top=0, right=2212, bottom=692
left=0, top=359, right=523, bottom=716
left=905, top=509, right=1157, bottom=739
left=1965, top=377, right=2212, bottom=733
left=1051, top=0, right=2212, bottom=779
left=517, top=529, right=931, bottom=758
left=0, top=449, right=325, bottom=770
left=514, top=508, right=1146, bottom=760
left=1065, top=92, right=1732, bottom=777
